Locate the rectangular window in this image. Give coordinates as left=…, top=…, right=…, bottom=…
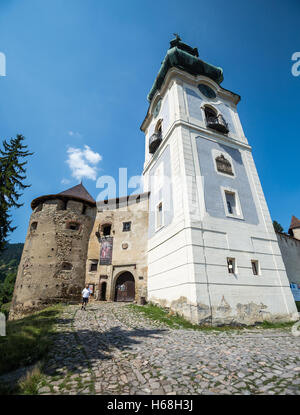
left=227, top=257, right=236, bottom=274
left=123, top=221, right=131, bottom=232
left=156, top=202, right=163, bottom=229
left=251, top=260, right=259, bottom=276
left=221, top=187, right=243, bottom=219
left=154, top=162, right=164, bottom=192
left=90, top=260, right=98, bottom=272
left=225, top=191, right=237, bottom=215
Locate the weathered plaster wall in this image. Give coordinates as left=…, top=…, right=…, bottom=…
left=277, top=232, right=300, bottom=286
left=143, top=71, right=298, bottom=326
left=9, top=199, right=95, bottom=319
left=86, top=196, right=149, bottom=302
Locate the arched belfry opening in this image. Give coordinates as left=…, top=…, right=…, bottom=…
left=114, top=272, right=135, bottom=302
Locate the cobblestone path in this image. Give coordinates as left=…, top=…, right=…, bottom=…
left=38, top=302, right=300, bottom=395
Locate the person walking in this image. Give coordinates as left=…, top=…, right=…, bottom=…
left=81, top=285, right=91, bottom=310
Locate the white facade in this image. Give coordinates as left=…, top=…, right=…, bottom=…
left=141, top=64, right=298, bottom=325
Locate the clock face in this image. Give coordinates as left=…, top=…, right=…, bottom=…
left=153, top=99, right=161, bottom=118
left=198, top=84, right=216, bottom=99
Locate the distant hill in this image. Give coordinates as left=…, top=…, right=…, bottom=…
left=0, top=243, right=24, bottom=313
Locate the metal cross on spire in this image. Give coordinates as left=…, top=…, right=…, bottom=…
left=173, top=33, right=181, bottom=41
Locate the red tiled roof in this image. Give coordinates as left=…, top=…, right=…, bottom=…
left=31, top=183, right=96, bottom=209
left=58, top=183, right=95, bottom=204
left=289, top=216, right=300, bottom=232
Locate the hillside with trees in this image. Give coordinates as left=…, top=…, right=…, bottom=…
left=0, top=243, right=24, bottom=314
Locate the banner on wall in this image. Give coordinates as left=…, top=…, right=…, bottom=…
left=100, top=237, right=113, bottom=265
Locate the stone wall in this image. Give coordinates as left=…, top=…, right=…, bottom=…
left=85, top=195, right=148, bottom=303
left=277, top=232, right=300, bottom=287
left=9, top=198, right=96, bottom=319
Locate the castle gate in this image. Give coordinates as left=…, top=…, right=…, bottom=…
left=114, top=271, right=135, bottom=302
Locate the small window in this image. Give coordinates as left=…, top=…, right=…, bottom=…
left=123, top=222, right=131, bottom=232
left=227, top=258, right=236, bottom=274
left=225, top=191, right=236, bottom=215
left=30, top=222, right=38, bottom=231
left=61, top=262, right=72, bottom=270
left=251, top=260, right=259, bottom=276
left=67, top=222, right=80, bottom=231
left=222, top=189, right=243, bottom=219
left=156, top=202, right=163, bottom=229
left=90, top=260, right=98, bottom=272
left=102, top=224, right=111, bottom=236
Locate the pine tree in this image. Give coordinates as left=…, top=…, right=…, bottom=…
left=273, top=220, right=284, bottom=233
left=0, top=134, right=33, bottom=251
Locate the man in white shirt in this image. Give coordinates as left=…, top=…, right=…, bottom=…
left=81, top=285, right=91, bottom=310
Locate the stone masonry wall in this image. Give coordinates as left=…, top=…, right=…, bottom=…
left=9, top=198, right=96, bottom=319
left=86, top=196, right=148, bottom=303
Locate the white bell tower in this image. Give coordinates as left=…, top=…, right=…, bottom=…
left=141, top=35, right=298, bottom=325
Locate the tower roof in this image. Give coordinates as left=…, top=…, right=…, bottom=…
left=288, top=215, right=300, bottom=234
left=58, top=183, right=95, bottom=204
left=31, top=183, right=96, bottom=209
left=147, top=35, right=224, bottom=102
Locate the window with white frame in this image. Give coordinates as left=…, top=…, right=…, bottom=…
left=221, top=187, right=243, bottom=219
left=225, top=191, right=236, bottom=215
left=154, top=162, right=164, bottom=192
left=251, top=260, right=260, bottom=276
left=156, top=201, right=163, bottom=230
left=227, top=257, right=236, bottom=274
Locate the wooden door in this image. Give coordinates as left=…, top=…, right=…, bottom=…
left=115, top=272, right=135, bottom=302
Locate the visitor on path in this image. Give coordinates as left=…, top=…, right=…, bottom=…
left=81, top=285, right=91, bottom=310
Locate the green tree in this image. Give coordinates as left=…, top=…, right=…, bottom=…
left=0, top=135, right=33, bottom=251
left=273, top=220, right=284, bottom=233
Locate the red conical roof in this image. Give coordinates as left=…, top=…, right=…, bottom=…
left=289, top=215, right=300, bottom=234
left=31, top=182, right=96, bottom=209
left=58, top=183, right=95, bottom=204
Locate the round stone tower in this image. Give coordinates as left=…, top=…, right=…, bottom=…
left=9, top=183, right=96, bottom=319
left=288, top=216, right=300, bottom=241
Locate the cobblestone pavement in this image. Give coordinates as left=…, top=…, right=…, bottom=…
left=37, top=302, right=300, bottom=395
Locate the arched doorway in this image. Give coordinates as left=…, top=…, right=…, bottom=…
left=114, top=272, right=135, bottom=302
left=100, top=281, right=107, bottom=301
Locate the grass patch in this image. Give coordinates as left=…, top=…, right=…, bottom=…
left=0, top=304, right=62, bottom=375
left=18, top=365, right=44, bottom=395
left=128, top=303, right=297, bottom=331
left=255, top=320, right=296, bottom=329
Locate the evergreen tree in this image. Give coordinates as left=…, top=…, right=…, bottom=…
left=0, top=135, right=33, bottom=251
left=273, top=220, right=284, bottom=233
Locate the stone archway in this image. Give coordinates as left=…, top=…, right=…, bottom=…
left=114, top=271, right=135, bottom=302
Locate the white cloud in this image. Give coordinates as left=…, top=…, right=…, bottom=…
left=83, top=145, right=102, bottom=164
left=68, top=131, right=82, bottom=138
left=66, top=145, right=102, bottom=181
left=61, top=178, right=71, bottom=185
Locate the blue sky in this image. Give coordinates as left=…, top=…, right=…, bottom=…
left=0, top=0, right=299, bottom=243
